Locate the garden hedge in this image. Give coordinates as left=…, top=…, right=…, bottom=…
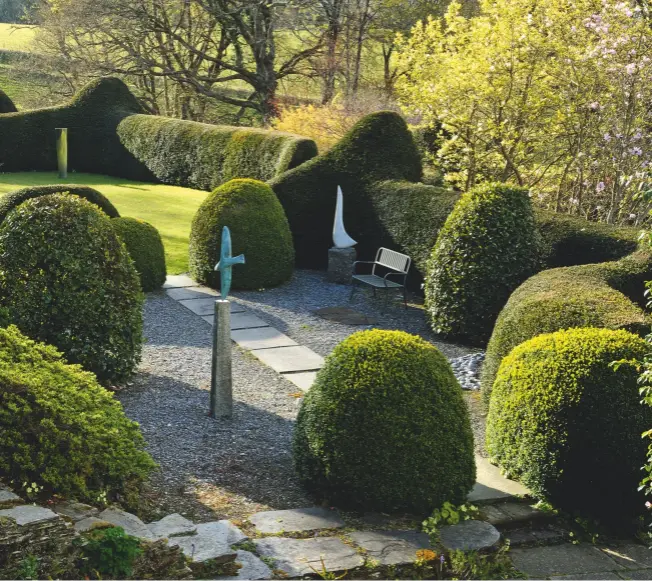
left=425, top=183, right=541, bottom=345
left=0, top=184, right=120, bottom=222
left=0, top=194, right=143, bottom=382
left=111, top=217, right=166, bottom=292
left=0, top=88, right=17, bottom=113
left=189, top=178, right=294, bottom=290
left=486, top=328, right=651, bottom=522
left=0, top=325, right=156, bottom=504
left=481, top=248, right=652, bottom=404
left=294, top=329, right=475, bottom=513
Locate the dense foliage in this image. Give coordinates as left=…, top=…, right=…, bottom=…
left=0, top=325, right=155, bottom=503
left=77, top=527, right=143, bottom=578
left=189, top=178, right=294, bottom=290
left=0, top=194, right=143, bottom=382
left=486, top=328, right=650, bottom=522
left=0, top=88, right=17, bottom=113
left=111, top=217, right=166, bottom=292
left=425, top=183, right=540, bottom=345
left=294, top=329, right=475, bottom=512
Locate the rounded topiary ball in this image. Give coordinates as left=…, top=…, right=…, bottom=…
left=112, top=217, right=167, bottom=292
left=425, top=183, right=541, bottom=345
left=189, top=178, right=294, bottom=290
left=294, top=329, right=476, bottom=513
left=486, top=327, right=650, bottom=522
left=0, top=194, right=143, bottom=382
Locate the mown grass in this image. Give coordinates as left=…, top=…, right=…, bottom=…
left=0, top=172, right=209, bottom=274
left=0, top=23, right=37, bottom=51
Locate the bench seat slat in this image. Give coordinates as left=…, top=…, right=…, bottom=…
left=352, top=274, right=404, bottom=288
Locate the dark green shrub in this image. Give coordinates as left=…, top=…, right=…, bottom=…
left=0, top=194, right=143, bottom=382
left=0, top=184, right=120, bottom=223
left=481, top=249, right=652, bottom=405
left=294, top=329, right=475, bottom=513
left=189, top=178, right=294, bottom=290
left=486, top=327, right=650, bottom=522
left=0, top=325, right=155, bottom=503
left=0, top=88, right=17, bottom=113
left=77, top=527, right=143, bottom=578
left=117, top=114, right=317, bottom=191
left=425, top=183, right=541, bottom=345
left=111, top=217, right=166, bottom=292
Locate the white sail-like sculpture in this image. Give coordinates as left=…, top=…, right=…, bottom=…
left=332, top=185, right=357, bottom=248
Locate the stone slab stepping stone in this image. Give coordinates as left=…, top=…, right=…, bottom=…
left=148, top=513, right=197, bottom=539
left=164, top=274, right=196, bottom=289
left=481, top=502, right=543, bottom=528
left=167, top=286, right=218, bottom=301
left=600, top=543, right=652, bottom=570
left=439, top=520, right=501, bottom=552
left=167, top=520, right=246, bottom=564
left=99, top=507, right=156, bottom=541
left=0, top=505, right=59, bottom=526
left=313, top=306, right=377, bottom=326
left=0, top=486, right=20, bottom=506
left=282, top=371, right=318, bottom=392
left=251, top=346, right=324, bottom=373
left=52, top=501, right=98, bottom=522
left=232, top=327, right=298, bottom=351
left=468, top=455, right=530, bottom=503
left=220, top=550, right=273, bottom=580
left=348, top=530, right=432, bottom=566
left=75, top=517, right=112, bottom=533
left=253, top=536, right=364, bottom=577
left=249, top=507, right=344, bottom=534
left=179, top=298, right=246, bottom=316
left=510, top=544, right=625, bottom=578
left=230, top=312, right=271, bottom=331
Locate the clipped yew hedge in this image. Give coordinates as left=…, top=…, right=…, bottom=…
left=0, top=88, right=17, bottom=113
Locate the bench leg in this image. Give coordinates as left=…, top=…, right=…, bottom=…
left=349, top=280, right=357, bottom=302
left=403, top=287, right=408, bottom=310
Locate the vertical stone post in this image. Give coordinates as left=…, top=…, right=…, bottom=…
left=56, top=128, right=68, bottom=179
left=210, top=299, right=232, bottom=419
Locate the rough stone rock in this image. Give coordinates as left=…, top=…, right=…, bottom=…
left=249, top=507, right=345, bottom=534
left=148, top=513, right=197, bottom=539
left=220, top=550, right=273, bottom=580
left=439, top=520, right=501, bottom=552
left=0, top=505, right=59, bottom=526
left=348, top=530, right=432, bottom=566
left=53, top=501, right=99, bottom=522
left=74, top=517, right=113, bottom=533
left=98, top=507, right=156, bottom=540
left=0, top=486, right=20, bottom=508
left=327, top=247, right=356, bottom=284
left=253, top=536, right=364, bottom=577
left=167, top=521, right=245, bottom=564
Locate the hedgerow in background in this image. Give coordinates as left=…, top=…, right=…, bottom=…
left=189, top=179, right=294, bottom=290
left=425, top=183, right=540, bottom=345
left=0, top=87, right=17, bottom=113
left=0, top=325, right=155, bottom=504
left=0, top=194, right=143, bottom=382
left=111, top=217, right=166, bottom=292
left=294, top=329, right=475, bottom=512
left=486, top=328, right=650, bottom=523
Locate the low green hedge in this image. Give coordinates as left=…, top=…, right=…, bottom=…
left=0, top=184, right=120, bottom=222
left=0, top=325, right=156, bottom=504
left=117, top=114, right=317, bottom=191
left=425, top=183, right=541, bottom=345
left=486, top=328, right=650, bottom=522
left=481, top=249, right=652, bottom=405
left=189, top=178, right=294, bottom=290
left=294, top=329, right=475, bottom=513
left=0, top=88, right=17, bottom=113
left=111, top=217, right=166, bottom=292
left=0, top=194, right=143, bottom=382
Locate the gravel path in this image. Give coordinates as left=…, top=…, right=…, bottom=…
left=119, top=270, right=485, bottom=522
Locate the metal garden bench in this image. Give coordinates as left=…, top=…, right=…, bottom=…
left=350, top=247, right=411, bottom=309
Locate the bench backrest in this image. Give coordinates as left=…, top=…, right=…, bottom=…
left=375, top=247, right=411, bottom=274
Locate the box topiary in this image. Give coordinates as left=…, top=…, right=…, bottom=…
left=111, top=217, right=166, bottom=292
left=425, top=183, right=541, bottom=346
left=0, top=194, right=143, bottom=382
left=480, top=249, right=652, bottom=405
left=0, top=325, right=156, bottom=504
left=293, top=329, right=476, bottom=513
left=189, top=178, right=294, bottom=290
left=486, top=327, right=651, bottom=522
left=0, top=184, right=120, bottom=223
left=0, top=88, right=17, bottom=113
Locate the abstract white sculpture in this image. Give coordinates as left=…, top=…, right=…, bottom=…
left=332, top=185, right=357, bottom=248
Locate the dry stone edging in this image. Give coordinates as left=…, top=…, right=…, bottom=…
left=147, top=513, right=197, bottom=538
left=99, top=507, right=157, bottom=541
left=219, top=549, right=273, bottom=580
left=248, top=506, right=345, bottom=534
left=167, top=520, right=246, bottom=565
left=348, top=530, right=432, bottom=566
left=52, top=500, right=98, bottom=522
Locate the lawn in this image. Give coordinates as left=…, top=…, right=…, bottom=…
left=0, top=172, right=208, bottom=275
left=0, top=23, right=37, bottom=51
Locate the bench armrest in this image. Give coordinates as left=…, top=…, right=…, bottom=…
left=383, top=271, right=407, bottom=287
left=352, top=261, right=376, bottom=274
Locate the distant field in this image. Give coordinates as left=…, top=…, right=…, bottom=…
left=0, top=172, right=209, bottom=274
left=0, top=23, right=37, bottom=51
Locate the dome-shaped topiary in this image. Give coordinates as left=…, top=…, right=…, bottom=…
left=486, top=327, right=651, bottom=522
left=0, top=325, right=155, bottom=504
left=189, top=178, right=294, bottom=290
left=425, top=183, right=541, bottom=345
left=0, top=194, right=143, bottom=382
left=293, top=329, right=476, bottom=513
left=0, top=88, right=17, bottom=113
left=112, top=217, right=166, bottom=292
